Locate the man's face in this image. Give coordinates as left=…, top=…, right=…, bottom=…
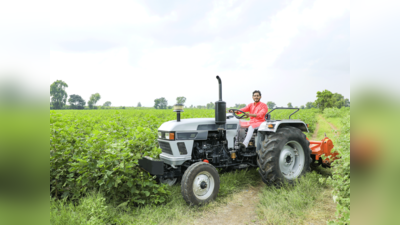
left=253, top=93, right=261, bottom=103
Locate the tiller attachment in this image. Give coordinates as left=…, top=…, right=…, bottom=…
left=308, top=135, right=339, bottom=167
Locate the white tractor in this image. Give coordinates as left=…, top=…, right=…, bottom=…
left=139, top=76, right=335, bottom=205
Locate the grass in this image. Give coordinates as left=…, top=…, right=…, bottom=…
left=256, top=167, right=335, bottom=225
left=315, top=115, right=339, bottom=143
left=50, top=168, right=261, bottom=225
left=324, top=117, right=343, bottom=130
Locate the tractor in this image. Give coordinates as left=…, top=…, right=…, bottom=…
left=139, top=76, right=338, bottom=205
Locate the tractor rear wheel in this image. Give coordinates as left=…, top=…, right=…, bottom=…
left=257, top=127, right=311, bottom=186
left=181, top=162, right=220, bottom=205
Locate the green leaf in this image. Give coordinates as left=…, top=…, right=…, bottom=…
left=134, top=199, right=145, bottom=204
left=127, top=180, right=133, bottom=188
left=117, top=201, right=129, bottom=208
left=82, top=178, right=89, bottom=186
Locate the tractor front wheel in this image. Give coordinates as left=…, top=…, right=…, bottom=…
left=181, top=162, right=220, bottom=205
left=257, top=127, right=311, bottom=186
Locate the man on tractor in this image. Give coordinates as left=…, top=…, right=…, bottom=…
left=229, top=90, right=268, bottom=148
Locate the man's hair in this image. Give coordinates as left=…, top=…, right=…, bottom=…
left=253, top=90, right=261, bottom=96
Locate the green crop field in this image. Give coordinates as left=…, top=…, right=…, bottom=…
left=50, top=109, right=218, bottom=205
left=50, top=108, right=349, bottom=224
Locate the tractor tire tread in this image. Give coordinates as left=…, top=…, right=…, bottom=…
left=257, top=126, right=312, bottom=186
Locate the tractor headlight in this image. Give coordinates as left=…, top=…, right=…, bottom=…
left=158, top=131, right=162, bottom=138
left=164, top=132, right=175, bottom=140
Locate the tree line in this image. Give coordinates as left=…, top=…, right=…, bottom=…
left=263, top=90, right=349, bottom=111
left=50, top=80, right=125, bottom=110
left=153, top=96, right=187, bottom=109
left=51, top=80, right=349, bottom=112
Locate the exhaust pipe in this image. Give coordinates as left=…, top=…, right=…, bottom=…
left=215, top=76, right=226, bottom=127
left=216, top=76, right=222, bottom=101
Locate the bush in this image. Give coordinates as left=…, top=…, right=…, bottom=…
left=323, top=107, right=350, bottom=118
left=323, top=108, right=341, bottom=118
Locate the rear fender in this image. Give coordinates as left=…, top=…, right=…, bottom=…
left=258, top=120, right=309, bottom=133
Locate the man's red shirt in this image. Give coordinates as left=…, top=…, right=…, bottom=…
left=237, top=102, right=269, bottom=128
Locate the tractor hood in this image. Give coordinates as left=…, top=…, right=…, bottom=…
left=158, top=117, right=238, bottom=131
left=159, top=118, right=216, bottom=131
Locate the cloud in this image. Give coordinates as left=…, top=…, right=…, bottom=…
left=273, top=14, right=350, bottom=72
left=58, top=39, right=120, bottom=52
left=139, top=0, right=288, bottom=47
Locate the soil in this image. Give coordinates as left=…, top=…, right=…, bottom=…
left=190, top=183, right=265, bottom=225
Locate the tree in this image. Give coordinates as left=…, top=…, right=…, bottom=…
left=154, top=99, right=160, bottom=109
left=68, top=94, right=86, bottom=109
left=332, top=93, right=346, bottom=109
left=287, top=102, right=293, bottom=108
left=267, top=101, right=276, bottom=109
left=137, top=102, right=141, bottom=107
left=344, top=98, right=350, bottom=107
left=88, top=93, right=101, bottom=109
left=315, top=90, right=334, bottom=112
left=305, top=102, right=315, bottom=109
left=206, top=102, right=215, bottom=109
left=176, top=96, right=186, bottom=104
left=190, top=105, right=193, bottom=108
left=103, top=101, right=111, bottom=107
left=300, top=105, right=305, bottom=109
left=154, top=97, right=167, bottom=109
left=50, top=80, right=68, bottom=109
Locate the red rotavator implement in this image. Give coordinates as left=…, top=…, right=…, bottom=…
left=308, top=135, right=339, bottom=167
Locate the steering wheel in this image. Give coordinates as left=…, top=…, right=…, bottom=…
left=229, top=109, right=249, bottom=119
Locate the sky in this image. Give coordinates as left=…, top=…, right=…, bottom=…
left=3, top=0, right=352, bottom=108
left=45, top=0, right=351, bottom=107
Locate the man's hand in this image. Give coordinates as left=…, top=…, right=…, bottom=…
left=229, top=109, right=234, bottom=113
left=244, top=112, right=250, bottom=117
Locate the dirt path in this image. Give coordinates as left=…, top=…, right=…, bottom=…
left=312, top=119, right=320, bottom=140
left=191, top=183, right=265, bottom=225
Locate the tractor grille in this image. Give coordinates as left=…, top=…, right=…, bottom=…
left=177, top=142, right=187, bottom=155
left=159, top=141, right=172, bottom=155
